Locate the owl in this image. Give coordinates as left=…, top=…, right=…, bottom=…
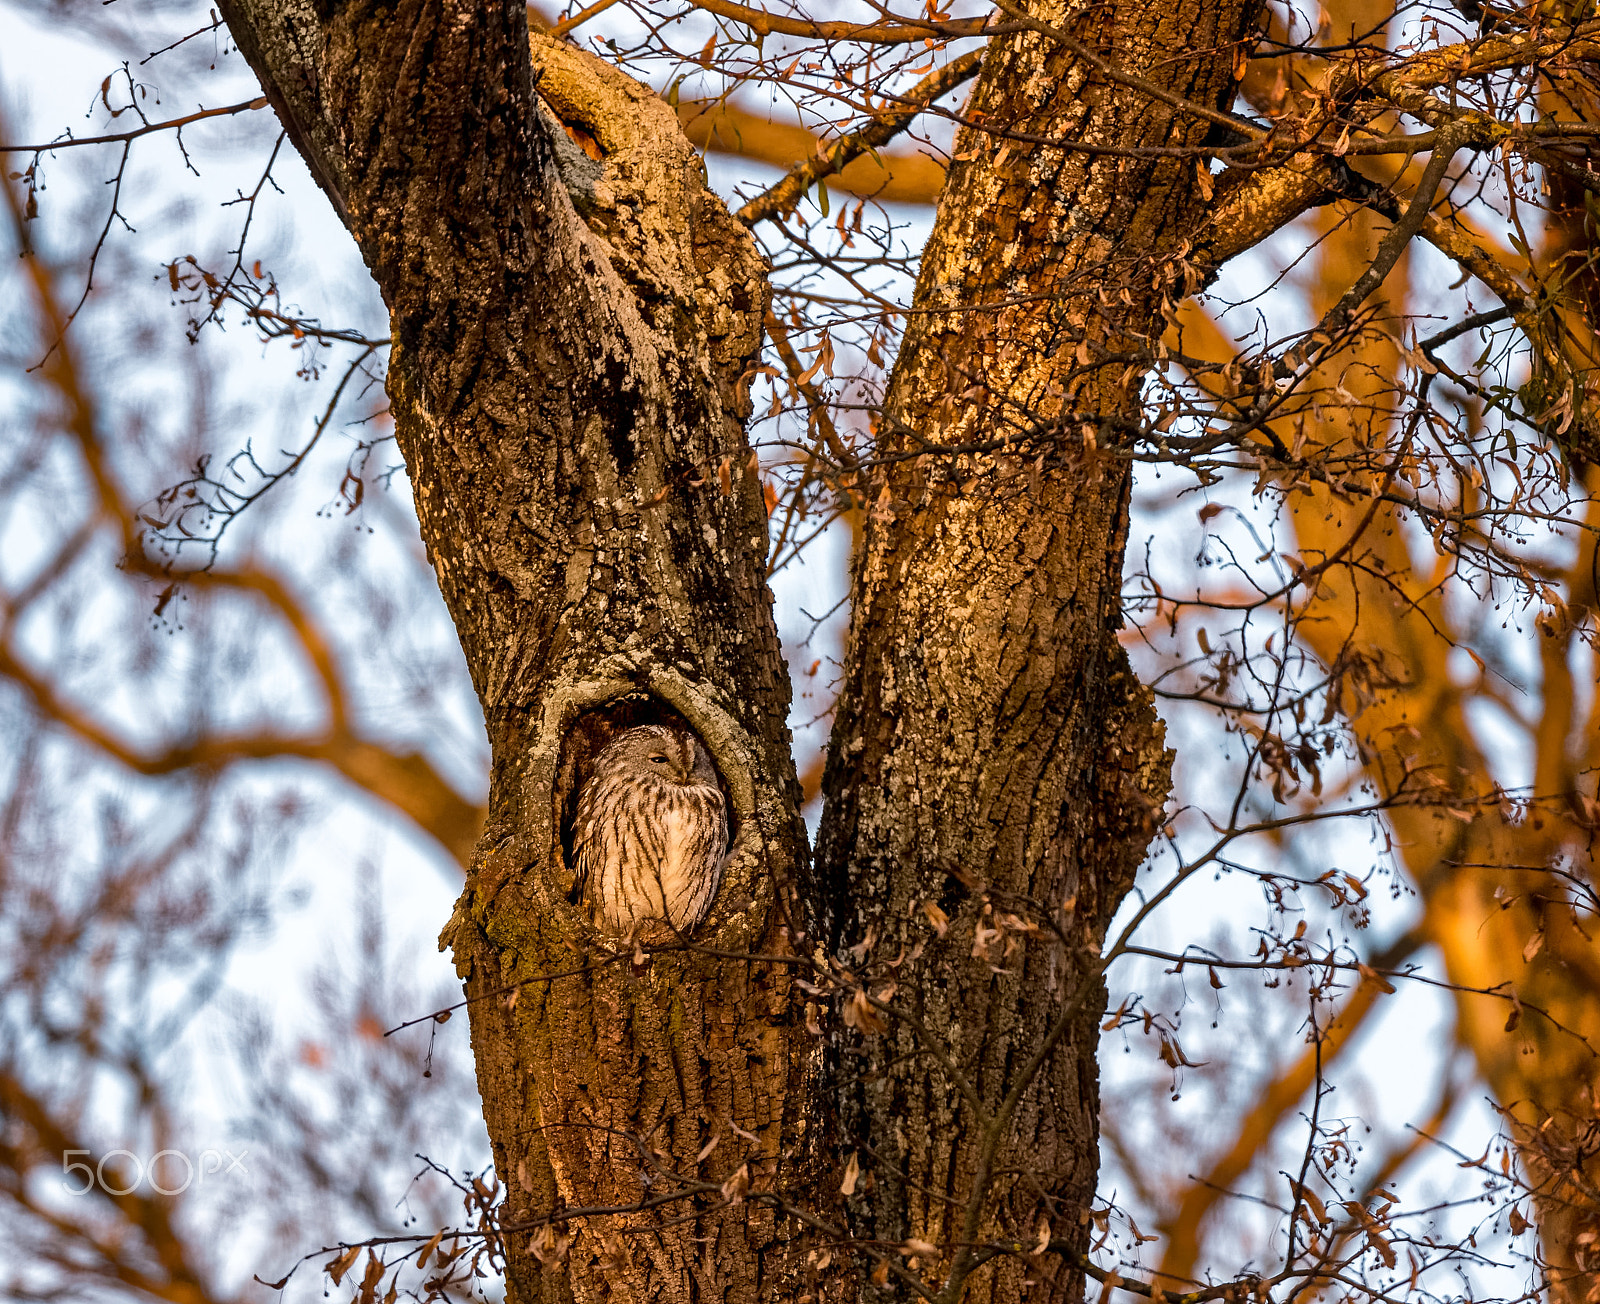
left=569, top=724, right=729, bottom=940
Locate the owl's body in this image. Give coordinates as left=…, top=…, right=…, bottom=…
left=570, top=725, right=728, bottom=939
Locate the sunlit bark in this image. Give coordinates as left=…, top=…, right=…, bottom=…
left=809, top=1, right=1256, bottom=1296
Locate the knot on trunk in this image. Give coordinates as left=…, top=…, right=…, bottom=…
left=530, top=33, right=769, bottom=418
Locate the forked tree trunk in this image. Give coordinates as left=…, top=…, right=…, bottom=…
left=214, top=0, right=1237, bottom=1300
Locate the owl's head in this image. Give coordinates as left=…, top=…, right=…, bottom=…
left=598, top=724, right=718, bottom=788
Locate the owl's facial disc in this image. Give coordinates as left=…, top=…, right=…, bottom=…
left=633, top=729, right=685, bottom=782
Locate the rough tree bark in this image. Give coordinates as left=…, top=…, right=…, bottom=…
left=812, top=3, right=1247, bottom=1299
left=214, top=4, right=814, bottom=1300
left=211, top=0, right=1239, bottom=1300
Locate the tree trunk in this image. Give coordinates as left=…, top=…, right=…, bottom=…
left=811, top=2, right=1247, bottom=1299
left=214, top=4, right=816, bottom=1301
left=214, top=0, right=1245, bottom=1299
